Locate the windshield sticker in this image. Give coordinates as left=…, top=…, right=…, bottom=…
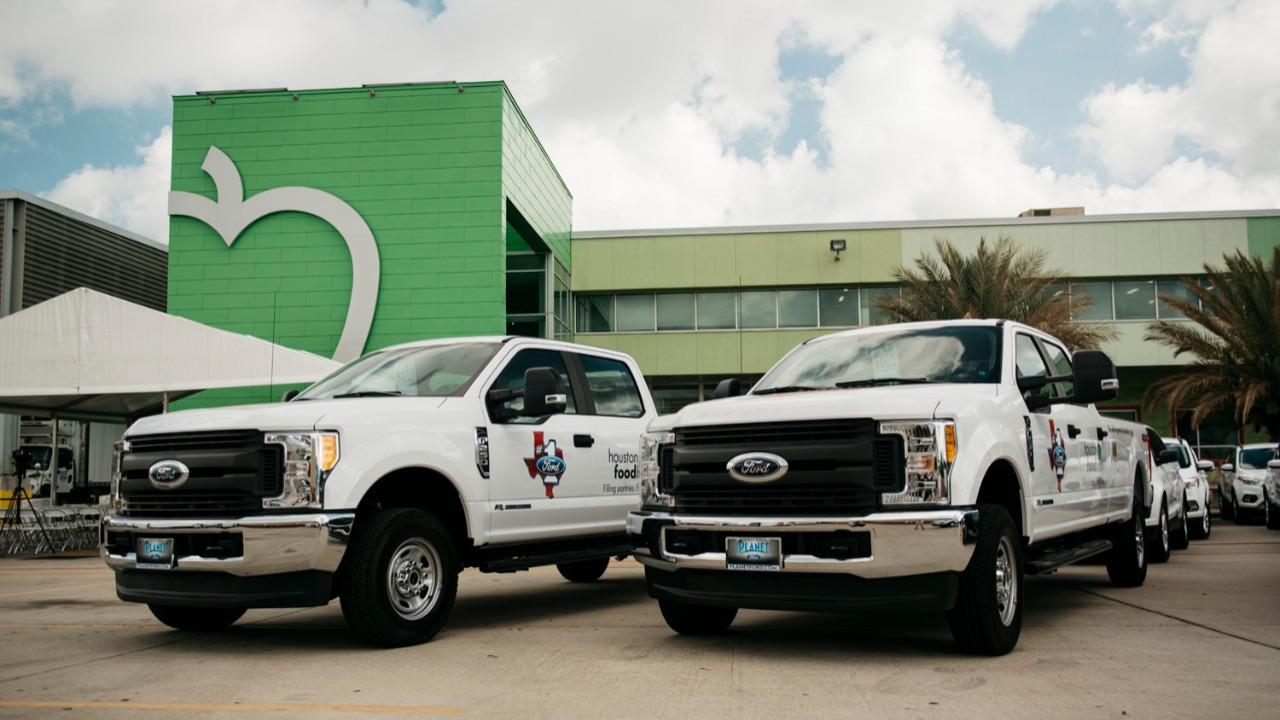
left=871, top=344, right=901, bottom=379
left=524, top=431, right=566, bottom=498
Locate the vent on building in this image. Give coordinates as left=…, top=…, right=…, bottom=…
left=1018, top=207, right=1085, bottom=217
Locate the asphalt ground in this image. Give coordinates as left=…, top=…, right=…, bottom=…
left=0, top=514, right=1276, bottom=720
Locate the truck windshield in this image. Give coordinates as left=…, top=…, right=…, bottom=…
left=296, top=342, right=501, bottom=400
left=753, top=325, right=1002, bottom=394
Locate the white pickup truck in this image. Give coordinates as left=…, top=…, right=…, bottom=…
left=102, top=337, right=655, bottom=646
left=628, top=319, right=1151, bottom=655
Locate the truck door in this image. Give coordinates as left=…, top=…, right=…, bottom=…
left=484, top=348, right=600, bottom=544
left=1017, top=333, right=1107, bottom=535
left=571, top=352, right=650, bottom=534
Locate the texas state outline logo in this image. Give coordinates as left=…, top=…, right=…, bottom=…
left=523, top=431, right=566, bottom=498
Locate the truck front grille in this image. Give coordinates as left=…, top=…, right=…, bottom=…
left=118, top=430, right=283, bottom=518
left=661, top=419, right=903, bottom=516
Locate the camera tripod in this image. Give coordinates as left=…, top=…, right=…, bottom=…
left=1, top=471, right=55, bottom=555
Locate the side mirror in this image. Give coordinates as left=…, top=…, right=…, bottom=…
left=1268, top=459, right=1280, bottom=470
left=521, top=367, right=567, bottom=417
left=1071, top=350, right=1118, bottom=404
left=713, top=378, right=741, bottom=399
left=281, top=389, right=300, bottom=402
left=1221, top=463, right=1234, bottom=473
left=1158, top=449, right=1180, bottom=465
left=1196, top=460, right=1214, bottom=472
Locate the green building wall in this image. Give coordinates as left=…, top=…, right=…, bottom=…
left=168, top=81, right=570, bottom=408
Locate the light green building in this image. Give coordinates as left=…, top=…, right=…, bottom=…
left=164, top=81, right=1280, bottom=460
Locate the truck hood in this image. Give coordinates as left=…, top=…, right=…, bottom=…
left=126, top=397, right=447, bottom=436
left=651, top=384, right=1001, bottom=431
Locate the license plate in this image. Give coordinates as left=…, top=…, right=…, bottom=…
left=136, top=537, right=175, bottom=570
left=726, top=536, right=781, bottom=571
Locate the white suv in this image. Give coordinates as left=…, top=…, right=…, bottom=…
left=1221, top=443, right=1277, bottom=523
left=1163, top=437, right=1212, bottom=540
left=1146, top=431, right=1188, bottom=562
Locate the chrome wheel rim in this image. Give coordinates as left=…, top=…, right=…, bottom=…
left=1159, top=507, right=1169, bottom=553
left=386, top=538, right=442, bottom=621
left=1134, top=511, right=1145, bottom=566
left=994, top=534, right=1018, bottom=627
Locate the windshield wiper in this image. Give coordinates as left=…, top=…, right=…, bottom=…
left=835, top=378, right=935, bottom=388
left=333, top=390, right=403, bottom=398
left=752, top=386, right=824, bottom=396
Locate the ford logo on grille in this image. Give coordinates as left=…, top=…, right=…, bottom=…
left=726, top=453, right=789, bottom=483
left=148, top=460, right=190, bottom=490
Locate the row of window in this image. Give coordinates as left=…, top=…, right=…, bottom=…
left=575, top=277, right=1208, bottom=333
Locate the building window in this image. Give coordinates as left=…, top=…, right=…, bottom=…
left=739, top=291, right=777, bottom=329
left=1099, top=408, right=1139, bottom=422
left=576, top=295, right=614, bottom=333
left=650, top=384, right=700, bottom=414
left=696, top=292, right=736, bottom=329
left=818, top=288, right=858, bottom=327
left=778, top=289, right=817, bottom=328
left=859, top=287, right=898, bottom=326
left=1156, top=279, right=1195, bottom=319
left=1114, top=279, right=1156, bottom=320
left=1070, top=281, right=1113, bottom=320
left=616, top=294, right=655, bottom=332
left=657, top=293, right=695, bottom=330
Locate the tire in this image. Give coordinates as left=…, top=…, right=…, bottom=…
left=948, top=504, right=1022, bottom=656
left=148, top=604, right=245, bottom=631
left=556, top=557, right=611, bottom=583
left=1106, top=483, right=1148, bottom=588
left=340, top=508, right=459, bottom=648
left=1220, top=489, right=1235, bottom=521
left=1266, top=491, right=1280, bottom=531
left=1170, top=510, right=1190, bottom=550
left=1189, top=500, right=1211, bottom=540
left=658, top=600, right=737, bottom=636
left=1146, top=501, right=1171, bottom=563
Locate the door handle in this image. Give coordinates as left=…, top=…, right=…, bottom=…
left=1097, top=428, right=1109, bottom=441
left=1067, top=424, right=1081, bottom=439
left=574, top=434, right=595, bottom=448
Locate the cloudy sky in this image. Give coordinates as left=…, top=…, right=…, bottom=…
left=2, top=0, right=1277, bottom=244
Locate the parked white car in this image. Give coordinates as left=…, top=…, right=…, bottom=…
left=1145, top=431, right=1188, bottom=562
left=1163, top=437, right=1212, bottom=540
left=1264, top=458, right=1280, bottom=530
left=1221, top=443, right=1277, bottom=523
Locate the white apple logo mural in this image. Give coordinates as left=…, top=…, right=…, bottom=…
left=169, top=146, right=381, bottom=363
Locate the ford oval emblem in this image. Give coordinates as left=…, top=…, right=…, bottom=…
left=148, top=460, right=190, bottom=490
left=726, top=452, right=789, bottom=483
left=536, top=455, right=566, bottom=477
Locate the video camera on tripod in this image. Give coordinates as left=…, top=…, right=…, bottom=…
left=10, top=447, right=35, bottom=479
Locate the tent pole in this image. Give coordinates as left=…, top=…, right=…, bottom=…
left=163, top=392, right=169, bottom=413
left=49, top=412, right=58, bottom=506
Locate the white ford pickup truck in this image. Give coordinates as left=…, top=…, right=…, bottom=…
left=102, top=337, right=655, bottom=646
left=628, top=319, right=1151, bottom=655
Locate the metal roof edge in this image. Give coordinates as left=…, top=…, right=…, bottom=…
left=0, top=189, right=168, bottom=252
left=570, top=208, right=1280, bottom=240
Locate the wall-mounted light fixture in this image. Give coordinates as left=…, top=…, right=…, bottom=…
left=291, top=93, right=300, bottom=101
left=829, top=238, right=846, bottom=261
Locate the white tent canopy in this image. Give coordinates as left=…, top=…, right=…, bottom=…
left=0, top=288, right=343, bottom=420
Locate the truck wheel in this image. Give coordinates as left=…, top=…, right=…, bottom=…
left=1266, top=491, right=1280, bottom=530
left=1106, top=484, right=1148, bottom=587
left=148, top=604, right=245, bottom=631
left=1190, top=502, right=1211, bottom=540
left=556, top=557, right=610, bottom=582
left=948, top=504, right=1022, bottom=656
left=658, top=600, right=737, bottom=635
left=1146, top=500, right=1171, bottom=563
left=340, top=508, right=459, bottom=647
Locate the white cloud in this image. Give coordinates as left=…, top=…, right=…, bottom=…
left=5, top=0, right=1278, bottom=241
left=43, top=127, right=172, bottom=243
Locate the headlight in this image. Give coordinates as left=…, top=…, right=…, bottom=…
left=640, top=431, right=676, bottom=508
left=109, top=440, right=128, bottom=512
left=879, top=420, right=956, bottom=506
left=1239, top=475, right=1262, bottom=486
left=264, top=431, right=340, bottom=509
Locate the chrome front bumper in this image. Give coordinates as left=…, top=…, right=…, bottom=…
left=627, top=507, right=980, bottom=579
left=101, top=512, right=355, bottom=577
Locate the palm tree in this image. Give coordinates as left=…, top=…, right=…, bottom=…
left=877, top=235, right=1115, bottom=350
left=1143, top=248, right=1280, bottom=441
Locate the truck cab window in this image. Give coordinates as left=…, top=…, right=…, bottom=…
left=491, top=348, right=577, bottom=421
left=578, top=354, right=645, bottom=417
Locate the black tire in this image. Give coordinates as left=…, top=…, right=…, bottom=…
left=1266, top=491, right=1280, bottom=530
left=948, top=504, right=1022, bottom=656
left=1146, top=500, right=1171, bottom=563
left=340, top=508, right=459, bottom=647
left=1170, top=510, right=1190, bottom=550
left=1189, top=502, right=1211, bottom=540
left=148, top=604, right=245, bottom=631
left=556, top=557, right=611, bottom=583
left=658, top=600, right=737, bottom=636
left=1219, top=488, right=1235, bottom=521
left=1106, top=483, right=1148, bottom=587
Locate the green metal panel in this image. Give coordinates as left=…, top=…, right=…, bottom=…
left=1248, top=217, right=1280, bottom=258
left=500, top=89, right=573, bottom=267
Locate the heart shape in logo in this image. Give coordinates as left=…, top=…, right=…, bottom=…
left=169, top=146, right=380, bottom=363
